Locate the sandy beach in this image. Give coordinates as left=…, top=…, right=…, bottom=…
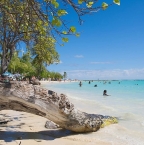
left=0, top=81, right=111, bottom=145
left=0, top=110, right=112, bottom=145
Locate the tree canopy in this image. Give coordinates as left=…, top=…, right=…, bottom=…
left=8, top=51, right=63, bottom=80
left=0, top=0, right=120, bottom=74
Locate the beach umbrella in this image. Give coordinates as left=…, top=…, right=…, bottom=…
left=2, top=71, right=12, bottom=76
left=2, top=72, right=15, bottom=79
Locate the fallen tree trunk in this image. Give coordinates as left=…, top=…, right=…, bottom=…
left=0, top=81, right=118, bottom=132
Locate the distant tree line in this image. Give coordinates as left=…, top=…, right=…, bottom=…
left=0, top=51, right=63, bottom=80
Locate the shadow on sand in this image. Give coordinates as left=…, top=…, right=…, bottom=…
left=0, top=129, right=78, bottom=142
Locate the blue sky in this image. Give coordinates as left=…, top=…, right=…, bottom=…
left=47, top=0, right=144, bottom=80
left=45, top=1, right=144, bottom=80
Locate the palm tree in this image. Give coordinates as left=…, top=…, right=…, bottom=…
left=63, top=72, right=67, bottom=80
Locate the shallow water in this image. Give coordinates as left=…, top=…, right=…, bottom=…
left=42, top=80, right=144, bottom=145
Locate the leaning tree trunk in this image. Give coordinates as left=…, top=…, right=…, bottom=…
left=0, top=81, right=118, bottom=133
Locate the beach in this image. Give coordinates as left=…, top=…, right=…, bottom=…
left=0, top=110, right=112, bottom=145
left=0, top=80, right=144, bottom=145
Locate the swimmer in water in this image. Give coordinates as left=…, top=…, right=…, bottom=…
left=103, top=90, right=110, bottom=96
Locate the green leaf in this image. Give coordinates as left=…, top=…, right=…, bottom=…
left=102, top=2, right=108, bottom=10
left=70, top=26, right=76, bottom=33
left=78, top=0, right=84, bottom=4
left=113, top=0, right=120, bottom=5
left=86, top=1, right=94, bottom=8
left=75, top=33, right=80, bottom=37
left=52, top=17, right=62, bottom=27
left=62, top=37, right=69, bottom=42
left=57, top=10, right=68, bottom=16
left=51, top=0, right=59, bottom=8
left=62, top=31, right=67, bottom=34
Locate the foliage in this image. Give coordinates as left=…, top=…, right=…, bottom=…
left=32, top=36, right=59, bottom=66
left=63, top=72, right=67, bottom=80
left=47, top=71, right=63, bottom=81
left=8, top=52, right=63, bottom=79
left=0, top=0, right=120, bottom=73
left=8, top=52, right=36, bottom=75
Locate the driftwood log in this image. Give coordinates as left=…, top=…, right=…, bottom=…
left=0, top=81, right=118, bottom=132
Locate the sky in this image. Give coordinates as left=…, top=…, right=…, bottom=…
left=47, top=0, right=144, bottom=80
left=34, top=1, right=144, bottom=80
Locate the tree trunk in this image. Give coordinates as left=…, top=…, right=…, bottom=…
left=1, top=41, right=7, bottom=74
left=1, top=50, right=9, bottom=74
left=1, top=42, right=15, bottom=74
left=1, top=15, right=15, bottom=74
left=0, top=81, right=118, bottom=133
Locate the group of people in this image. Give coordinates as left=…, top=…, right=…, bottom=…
left=79, top=81, right=110, bottom=96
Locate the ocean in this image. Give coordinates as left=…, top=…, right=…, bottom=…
left=42, top=80, right=144, bottom=145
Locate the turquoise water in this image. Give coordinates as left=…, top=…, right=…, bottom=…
left=42, top=80, right=144, bottom=144
left=44, top=80, right=144, bottom=99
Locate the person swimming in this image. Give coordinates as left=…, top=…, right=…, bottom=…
left=94, top=84, right=97, bottom=87
left=103, top=90, right=110, bottom=96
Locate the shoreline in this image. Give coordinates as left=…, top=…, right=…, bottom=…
left=1, top=81, right=144, bottom=145
left=40, top=80, right=78, bottom=83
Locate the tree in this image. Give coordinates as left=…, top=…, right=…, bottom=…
left=8, top=51, right=63, bottom=79
left=31, top=36, right=59, bottom=77
left=8, top=51, right=36, bottom=75
left=54, top=72, right=63, bottom=80
left=0, top=0, right=120, bottom=74
left=8, top=51, right=21, bottom=73
left=63, top=72, right=67, bottom=80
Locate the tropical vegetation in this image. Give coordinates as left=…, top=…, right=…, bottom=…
left=2, top=51, right=63, bottom=80
left=0, top=0, right=120, bottom=74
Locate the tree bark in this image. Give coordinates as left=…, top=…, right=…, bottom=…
left=0, top=81, right=118, bottom=132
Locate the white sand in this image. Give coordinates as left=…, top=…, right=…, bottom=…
left=0, top=110, right=110, bottom=145
left=40, top=80, right=78, bottom=84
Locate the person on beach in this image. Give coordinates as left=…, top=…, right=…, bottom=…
left=103, top=90, right=110, bottom=96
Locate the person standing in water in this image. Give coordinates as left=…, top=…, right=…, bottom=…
left=79, top=81, right=82, bottom=87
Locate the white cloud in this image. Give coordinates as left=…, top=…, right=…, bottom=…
left=90, top=61, right=112, bottom=64
left=74, top=55, right=84, bottom=58
left=64, top=68, right=144, bottom=80
left=54, top=60, right=63, bottom=64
